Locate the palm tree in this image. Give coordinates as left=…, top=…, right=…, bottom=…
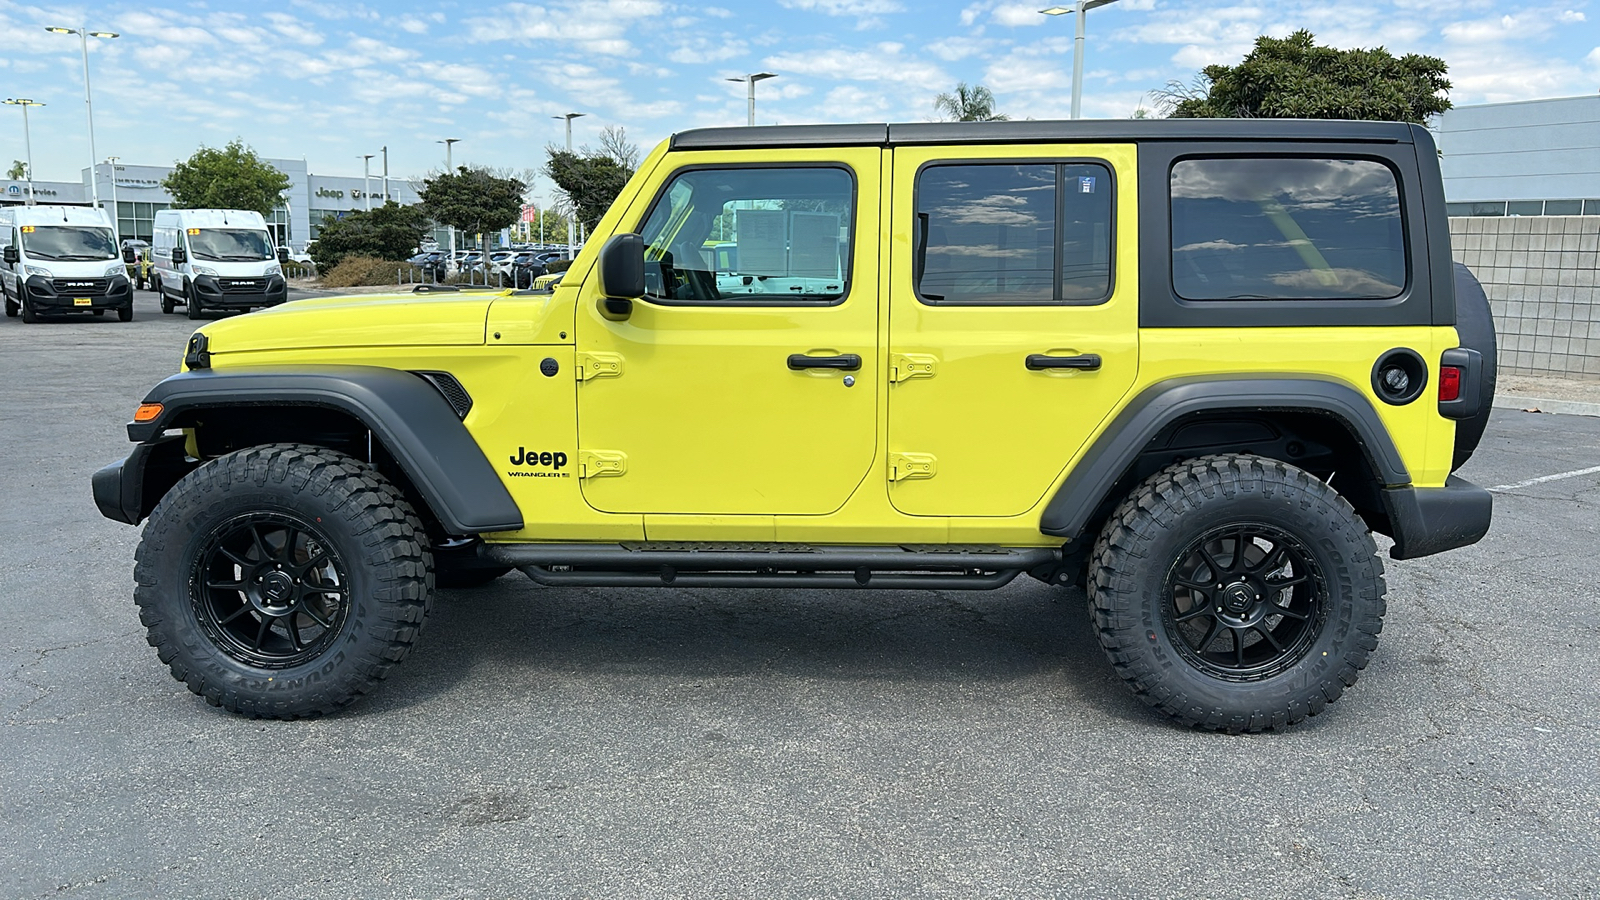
left=933, top=82, right=1009, bottom=122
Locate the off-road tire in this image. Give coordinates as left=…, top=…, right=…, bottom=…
left=1088, top=454, right=1385, bottom=733
left=133, top=443, right=433, bottom=719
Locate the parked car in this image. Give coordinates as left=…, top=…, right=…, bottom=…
left=93, top=118, right=1496, bottom=731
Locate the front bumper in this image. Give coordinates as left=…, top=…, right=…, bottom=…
left=192, top=274, right=287, bottom=309
left=1381, top=475, right=1493, bottom=560
left=92, top=434, right=194, bottom=525
left=24, top=275, right=132, bottom=311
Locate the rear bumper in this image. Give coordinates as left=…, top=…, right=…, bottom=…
left=1381, top=475, right=1492, bottom=560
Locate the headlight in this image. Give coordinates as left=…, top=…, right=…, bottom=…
left=191, top=265, right=219, bottom=277
left=105, top=263, right=128, bottom=278
left=265, top=264, right=282, bottom=277
left=23, top=265, right=52, bottom=278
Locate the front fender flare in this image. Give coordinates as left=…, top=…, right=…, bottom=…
left=120, top=365, right=523, bottom=534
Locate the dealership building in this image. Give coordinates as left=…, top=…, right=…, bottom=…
left=1434, top=94, right=1600, bottom=217
left=1, top=157, right=428, bottom=252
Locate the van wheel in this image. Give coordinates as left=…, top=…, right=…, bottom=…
left=1088, top=454, right=1386, bottom=733
left=185, top=282, right=203, bottom=320
left=133, top=443, right=433, bottom=718
left=20, top=289, right=38, bottom=324
left=118, top=303, right=134, bottom=322
left=157, top=277, right=174, bottom=314
left=4, top=298, right=15, bottom=318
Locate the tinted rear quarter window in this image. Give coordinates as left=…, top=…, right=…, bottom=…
left=1170, top=158, right=1407, bottom=301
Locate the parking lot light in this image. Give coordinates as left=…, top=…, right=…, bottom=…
left=1041, top=1, right=1120, bottom=119
left=726, top=72, right=778, bottom=126
left=3, top=98, right=44, bottom=206
left=46, top=25, right=119, bottom=210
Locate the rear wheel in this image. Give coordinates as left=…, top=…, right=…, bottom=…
left=1089, top=454, right=1385, bottom=733
left=133, top=443, right=433, bottom=718
left=4, top=282, right=16, bottom=318
left=158, top=277, right=174, bottom=314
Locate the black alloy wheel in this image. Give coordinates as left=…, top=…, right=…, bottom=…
left=1162, top=522, right=1325, bottom=681
left=190, top=512, right=352, bottom=669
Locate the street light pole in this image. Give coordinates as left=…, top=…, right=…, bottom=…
left=1041, top=1, right=1119, bottom=119
left=105, top=155, right=120, bottom=242
left=360, top=154, right=374, bottom=211
left=552, top=113, right=585, bottom=258
left=437, top=138, right=460, bottom=260
left=380, top=145, right=390, bottom=203
left=46, top=26, right=118, bottom=209
left=726, top=72, right=778, bottom=126
left=4, top=99, right=43, bottom=206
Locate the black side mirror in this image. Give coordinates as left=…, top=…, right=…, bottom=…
left=597, top=232, right=644, bottom=321
left=277, top=247, right=290, bottom=264
left=171, top=247, right=187, bottom=265
left=122, top=248, right=136, bottom=263
left=2, top=246, right=17, bottom=266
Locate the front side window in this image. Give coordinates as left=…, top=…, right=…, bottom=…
left=1170, top=157, right=1406, bottom=301
left=188, top=229, right=274, bottom=262
left=637, top=166, right=853, bottom=304
left=18, top=225, right=118, bottom=261
left=916, top=162, right=1113, bottom=305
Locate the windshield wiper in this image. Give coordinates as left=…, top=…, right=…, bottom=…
left=219, top=254, right=269, bottom=261
left=59, top=254, right=116, bottom=261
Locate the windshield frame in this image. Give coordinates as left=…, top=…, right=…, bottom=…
left=186, top=228, right=276, bottom=263
left=18, top=224, right=119, bottom=262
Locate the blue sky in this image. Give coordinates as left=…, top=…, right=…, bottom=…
left=2, top=0, right=1597, bottom=200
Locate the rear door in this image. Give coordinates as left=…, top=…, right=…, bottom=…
left=886, top=143, right=1140, bottom=517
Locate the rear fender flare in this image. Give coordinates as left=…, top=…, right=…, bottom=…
left=1038, top=376, right=1410, bottom=539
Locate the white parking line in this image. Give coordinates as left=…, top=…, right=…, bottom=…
left=1488, top=464, right=1600, bottom=493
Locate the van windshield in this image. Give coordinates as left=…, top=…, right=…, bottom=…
left=19, top=226, right=118, bottom=261
left=189, top=229, right=274, bottom=262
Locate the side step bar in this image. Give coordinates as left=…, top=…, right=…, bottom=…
left=483, top=543, right=1062, bottom=590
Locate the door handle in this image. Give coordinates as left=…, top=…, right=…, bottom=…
left=1026, top=353, right=1102, bottom=371
left=788, top=353, right=862, bottom=371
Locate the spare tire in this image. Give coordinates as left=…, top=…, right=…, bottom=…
left=1451, top=261, right=1497, bottom=470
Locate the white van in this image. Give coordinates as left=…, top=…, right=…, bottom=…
left=0, top=205, right=133, bottom=323
left=151, top=209, right=288, bottom=319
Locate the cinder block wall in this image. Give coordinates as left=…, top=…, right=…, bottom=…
left=1449, top=216, right=1600, bottom=379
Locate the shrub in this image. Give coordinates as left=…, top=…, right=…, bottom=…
left=321, top=256, right=406, bottom=288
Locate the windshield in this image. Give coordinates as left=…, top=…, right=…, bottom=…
left=188, top=228, right=274, bottom=262
left=18, top=225, right=118, bottom=261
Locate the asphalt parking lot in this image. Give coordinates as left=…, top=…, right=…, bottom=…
left=2, top=289, right=1597, bottom=899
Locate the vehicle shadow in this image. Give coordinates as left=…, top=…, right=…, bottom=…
left=362, top=574, right=1141, bottom=719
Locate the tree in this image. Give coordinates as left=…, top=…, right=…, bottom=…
left=307, top=201, right=433, bottom=270
left=1159, top=30, right=1450, bottom=123
left=934, top=82, right=1009, bottom=122
left=543, top=126, right=640, bottom=233
left=162, top=139, right=291, bottom=215
left=7, top=160, right=25, bottom=181
left=419, top=165, right=527, bottom=259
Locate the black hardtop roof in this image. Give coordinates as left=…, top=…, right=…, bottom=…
left=670, top=119, right=1419, bottom=151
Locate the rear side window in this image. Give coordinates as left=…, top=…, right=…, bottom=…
left=916, top=162, right=1113, bottom=305
left=1170, top=158, right=1406, bottom=301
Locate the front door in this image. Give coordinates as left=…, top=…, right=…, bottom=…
left=576, top=148, right=882, bottom=516
left=886, top=144, right=1140, bottom=517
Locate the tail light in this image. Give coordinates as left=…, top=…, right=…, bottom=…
left=1438, top=366, right=1462, bottom=402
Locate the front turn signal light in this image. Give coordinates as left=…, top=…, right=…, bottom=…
left=134, top=402, right=164, bottom=423
left=1438, top=366, right=1462, bottom=403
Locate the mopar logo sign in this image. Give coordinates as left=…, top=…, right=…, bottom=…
left=6, top=185, right=18, bottom=196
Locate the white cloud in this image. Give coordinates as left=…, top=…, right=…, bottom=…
left=780, top=0, right=904, bottom=15
left=764, top=42, right=946, bottom=86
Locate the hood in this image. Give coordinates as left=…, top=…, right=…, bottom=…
left=197, top=290, right=499, bottom=355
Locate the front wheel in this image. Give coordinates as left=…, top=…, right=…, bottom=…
left=133, top=443, right=433, bottom=718
left=1089, top=454, right=1385, bottom=733
left=118, top=302, right=134, bottom=322
left=185, top=281, right=203, bottom=320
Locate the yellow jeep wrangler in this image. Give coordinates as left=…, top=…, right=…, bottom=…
left=94, top=120, right=1495, bottom=731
